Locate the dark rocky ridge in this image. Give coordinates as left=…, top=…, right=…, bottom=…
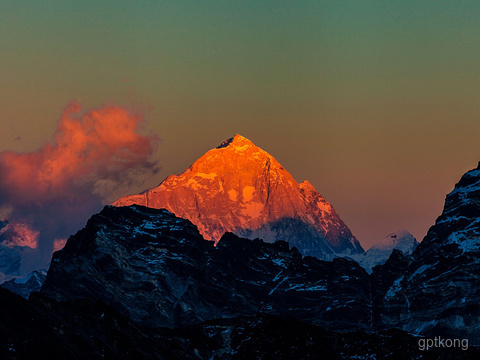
left=42, top=205, right=371, bottom=330
left=2, top=287, right=476, bottom=360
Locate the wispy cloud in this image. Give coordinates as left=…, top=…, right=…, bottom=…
left=0, top=102, right=159, bottom=266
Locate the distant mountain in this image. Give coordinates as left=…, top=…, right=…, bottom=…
left=0, top=222, right=48, bottom=288
left=0, top=245, right=47, bottom=282
left=1, top=270, right=46, bottom=298
left=351, top=230, right=419, bottom=273
left=113, top=134, right=363, bottom=258
left=0, top=242, right=48, bottom=297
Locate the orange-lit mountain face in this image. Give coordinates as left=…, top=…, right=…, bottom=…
left=114, top=135, right=363, bottom=258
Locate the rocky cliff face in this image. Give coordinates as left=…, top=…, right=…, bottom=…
left=377, top=163, right=480, bottom=343
left=113, top=135, right=363, bottom=258
left=42, top=205, right=371, bottom=330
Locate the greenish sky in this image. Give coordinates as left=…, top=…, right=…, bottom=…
left=1, top=1, right=480, bottom=247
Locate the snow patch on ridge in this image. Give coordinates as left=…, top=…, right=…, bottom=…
left=241, top=201, right=263, bottom=219
left=446, top=232, right=480, bottom=253
left=233, top=145, right=250, bottom=153
left=186, top=173, right=218, bottom=190
left=242, top=186, right=255, bottom=202
left=228, top=189, right=237, bottom=202
left=385, top=276, right=404, bottom=299
left=195, top=172, right=218, bottom=179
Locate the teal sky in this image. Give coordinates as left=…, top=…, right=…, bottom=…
left=1, top=1, right=480, bottom=248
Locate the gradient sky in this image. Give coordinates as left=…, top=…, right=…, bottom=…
left=1, top=1, right=480, bottom=249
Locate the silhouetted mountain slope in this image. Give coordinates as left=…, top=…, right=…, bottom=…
left=42, top=205, right=371, bottom=330
left=1, top=288, right=477, bottom=359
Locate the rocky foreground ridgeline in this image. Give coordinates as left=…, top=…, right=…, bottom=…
left=42, top=205, right=371, bottom=331
left=2, top=287, right=477, bottom=359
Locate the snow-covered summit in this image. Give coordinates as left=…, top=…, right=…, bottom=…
left=351, top=229, right=418, bottom=273
left=368, top=229, right=418, bottom=254
left=114, top=134, right=363, bottom=258
left=216, top=134, right=253, bottom=149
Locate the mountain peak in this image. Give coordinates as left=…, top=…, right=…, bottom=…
left=114, top=135, right=363, bottom=258
left=350, top=229, right=418, bottom=273
left=216, top=134, right=254, bottom=149
left=369, top=229, right=418, bottom=253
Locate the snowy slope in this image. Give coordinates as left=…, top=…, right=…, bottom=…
left=350, top=230, right=418, bottom=273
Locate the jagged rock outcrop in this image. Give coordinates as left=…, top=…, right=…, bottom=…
left=42, top=205, right=371, bottom=330
left=113, top=134, right=363, bottom=258
left=377, top=162, right=480, bottom=343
